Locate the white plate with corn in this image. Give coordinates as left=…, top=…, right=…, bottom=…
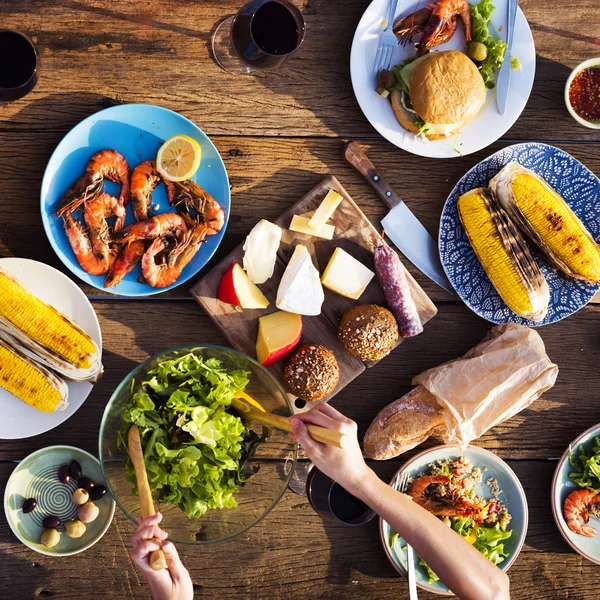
left=0, top=258, right=102, bottom=438
left=439, top=143, right=600, bottom=326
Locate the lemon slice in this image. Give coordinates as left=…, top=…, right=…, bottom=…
left=234, top=390, right=266, bottom=412
left=156, top=134, right=201, bottom=182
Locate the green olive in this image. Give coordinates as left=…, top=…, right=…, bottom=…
left=467, top=41, right=488, bottom=62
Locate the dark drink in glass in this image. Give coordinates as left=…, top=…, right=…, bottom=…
left=212, top=0, right=305, bottom=75
left=0, top=30, right=39, bottom=102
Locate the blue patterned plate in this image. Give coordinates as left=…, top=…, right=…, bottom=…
left=439, top=143, right=600, bottom=326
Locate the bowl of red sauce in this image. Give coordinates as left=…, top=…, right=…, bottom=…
left=565, top=58, right=600, bottom=129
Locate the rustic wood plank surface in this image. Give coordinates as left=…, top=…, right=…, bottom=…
left=1, top=0, right=600, bottom=598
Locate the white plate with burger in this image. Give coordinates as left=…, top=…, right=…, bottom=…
left=350, top=0, right=536, bottom=158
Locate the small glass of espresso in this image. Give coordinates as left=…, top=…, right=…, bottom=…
left=0, top=30, right=39, bottom=103
left=212, top=0, right=306, bottom=75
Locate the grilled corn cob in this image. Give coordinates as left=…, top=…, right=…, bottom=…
left=457, top=187, right=549, bottom=321
left=490, top=162, right=600, bottom=283
left=0, top=339, right=68, bottom=412
left=0, top=269, right=102, bottom=382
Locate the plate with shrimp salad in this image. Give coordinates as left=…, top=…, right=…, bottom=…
left=40, top=104, right=230, bottom=296
left=380, top=445, right=528, bottom=595
left=552, top=423, right=600, bottom=565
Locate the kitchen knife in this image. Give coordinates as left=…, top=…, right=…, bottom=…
left=496, top=0, right=519, bottom=115
left=343, top=141, right=454, bottom=294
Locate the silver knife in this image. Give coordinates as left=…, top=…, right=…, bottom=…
left=344, top=141, right=455, bottom=294
left=496, top=0, right=519, bottom=114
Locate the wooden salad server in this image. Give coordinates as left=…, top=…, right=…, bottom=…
left=231, top=396, right=346, bottom=449
left=128, top=424, right=167, bottom=571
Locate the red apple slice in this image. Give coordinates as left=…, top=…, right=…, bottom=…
left=218, top=263, right=269, bottom=309
left=256, top=311, right=302, bottom=366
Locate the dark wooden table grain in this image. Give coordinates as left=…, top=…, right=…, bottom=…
left=1, top=1, right=599, bottom=598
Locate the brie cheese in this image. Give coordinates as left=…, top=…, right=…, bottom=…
left=243, top=220, right=282, bottom=284
left=276, top=245, right=324, bottom=316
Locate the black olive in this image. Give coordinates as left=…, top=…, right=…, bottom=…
left=90, top=485, right=107, bottom=501
left=69, top=460, right=82, bottom=479
left=376, top=69, right=396, bottom=89
left=43, top=515, right=61, bottom=529
left=472, top=60, right=483, bottom=71
left=78, top=477, right=95, bottom=491
left=58, top=464, right=71, bottom=484
left=22, top=498, right=37, bottom=513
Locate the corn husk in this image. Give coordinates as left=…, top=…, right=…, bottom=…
left=457, top=187, right=550, bottom=321
left=490, top=162, right=600, bottom=283
left=412, top=323, right=558, bottom=449
left=0, top=269, right=103, bottom=383
left=0, top=338, right=69, bottom=412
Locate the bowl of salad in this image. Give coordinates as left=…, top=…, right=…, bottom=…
left=99, top=345, right=297, bottom=544
left=380, top=445, right=528, bottom=595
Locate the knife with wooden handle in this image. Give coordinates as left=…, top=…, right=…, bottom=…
left=128, top=425, right=167, bottom=571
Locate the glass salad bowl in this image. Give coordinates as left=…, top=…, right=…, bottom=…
left=99, top=344, right=297, bottom=544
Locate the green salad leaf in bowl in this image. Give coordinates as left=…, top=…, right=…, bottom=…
left=100, top=345, right=296, bottom=544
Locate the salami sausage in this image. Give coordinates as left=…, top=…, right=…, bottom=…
left=374, top=239, right=423, bottom=338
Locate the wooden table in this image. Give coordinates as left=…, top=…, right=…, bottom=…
left=1, top=1, right=599, bottom=598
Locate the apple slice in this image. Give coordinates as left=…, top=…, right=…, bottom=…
left=256, top=311, right=302, bottom=366
left=218, top=263, right=269, bottom=309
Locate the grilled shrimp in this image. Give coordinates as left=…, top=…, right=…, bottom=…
left=84, top=192, right=126, bottom=246
left=105, top=240, right=146, bottom=288
left=130, top=160, right=176, bottom=221
left=141, top=224, right=208, bottom=288
left=172, top=180, right=225, bottom=235
left=57, top=149, right=130, bottom=229
left=63, top=214, right=114, bottom=275
left=116, top=212, right=187, bottom=244
left=564, top=488, right=600, bottom=538
left=407, top=475, right=476, bottom=517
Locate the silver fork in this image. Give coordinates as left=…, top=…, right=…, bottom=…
left=373, top=0, right=400, bottom=74
left=398, top=471, right=419, bottom=600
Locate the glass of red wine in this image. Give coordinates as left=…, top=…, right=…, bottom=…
left=0, top=30, right=39, bottom=103
left=212, top=0, right=306, bottom=75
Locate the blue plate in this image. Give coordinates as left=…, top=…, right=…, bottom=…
left=439, top=143, right=600, bottom=326
left=380, top=445, right=528, bottom=596
left=552, top=423, right=600, bottom=565
left=40, top=104, right=230, bottom=296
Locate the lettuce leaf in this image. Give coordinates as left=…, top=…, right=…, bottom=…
left=119, top=352, right=267, bottom=519
left=470, top=0, right=507, bottom=88
left=569, top=436, right=600, bottom=492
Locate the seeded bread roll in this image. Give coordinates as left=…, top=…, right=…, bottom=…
left=338, top=305, right=398, bottom=361
left=363, top=386, right=446, bottom=460
left=283, top=344, right=339, bottom=402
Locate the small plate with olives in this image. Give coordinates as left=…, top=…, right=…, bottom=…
left=4, top=446, right=115, bottom=556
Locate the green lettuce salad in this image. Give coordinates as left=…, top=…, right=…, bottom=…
left=470, top=0, right=508, bottom=88
left=569, top=435, right=600, bottom=492
left=119, top=352, right=269, bottom=519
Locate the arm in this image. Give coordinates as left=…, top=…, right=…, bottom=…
left=130, top=513, right=194, bottom=600
left=290, top=404, right=510, bottom=600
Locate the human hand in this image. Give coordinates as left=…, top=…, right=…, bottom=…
left=289, top=403, right=373, bottom=495
left=130, top=513, right=194, bottom=600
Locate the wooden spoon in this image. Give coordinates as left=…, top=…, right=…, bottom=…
left=231, top=396, right=346, bottom=449
left=128, top=424, right=167, bottom=571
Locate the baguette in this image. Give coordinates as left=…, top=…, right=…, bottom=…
left=363, top=386, right=445, bottom=460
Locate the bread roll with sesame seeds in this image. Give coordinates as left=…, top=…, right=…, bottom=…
left=282, top=344, right=339, bottom=402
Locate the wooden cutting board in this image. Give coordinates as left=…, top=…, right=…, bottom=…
left=191, top=175, right=437, bottom=408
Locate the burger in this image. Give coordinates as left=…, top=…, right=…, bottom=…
left=386, top=50, right=486, bottom=141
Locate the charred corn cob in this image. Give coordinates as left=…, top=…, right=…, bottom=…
left=0, top=339, right=68, bottom=412
left=457, top=187, right=550, bottom=321
left=0, top=269, right=102, bottom=382
left=490, top=163, right=600, bottom=283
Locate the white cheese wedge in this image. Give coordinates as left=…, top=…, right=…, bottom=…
left=289, top=215, right=335, bottom=240
left=321, top=247, right=375, bottom=300
left=242, top=220, right=282, bottom=284
left=308, top=189, right=343, bottom=231
left=276, top=245, right=324, bottom=316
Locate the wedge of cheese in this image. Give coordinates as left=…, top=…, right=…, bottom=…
left=321, top=247, right=375, bottom=300
left=308, top=189, right=343, bottom=231
left=276, top=245, right=324, bottom=316
left=289, top=215, right=335, bottom=240
left=243, top=220, right=282, bottom=284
